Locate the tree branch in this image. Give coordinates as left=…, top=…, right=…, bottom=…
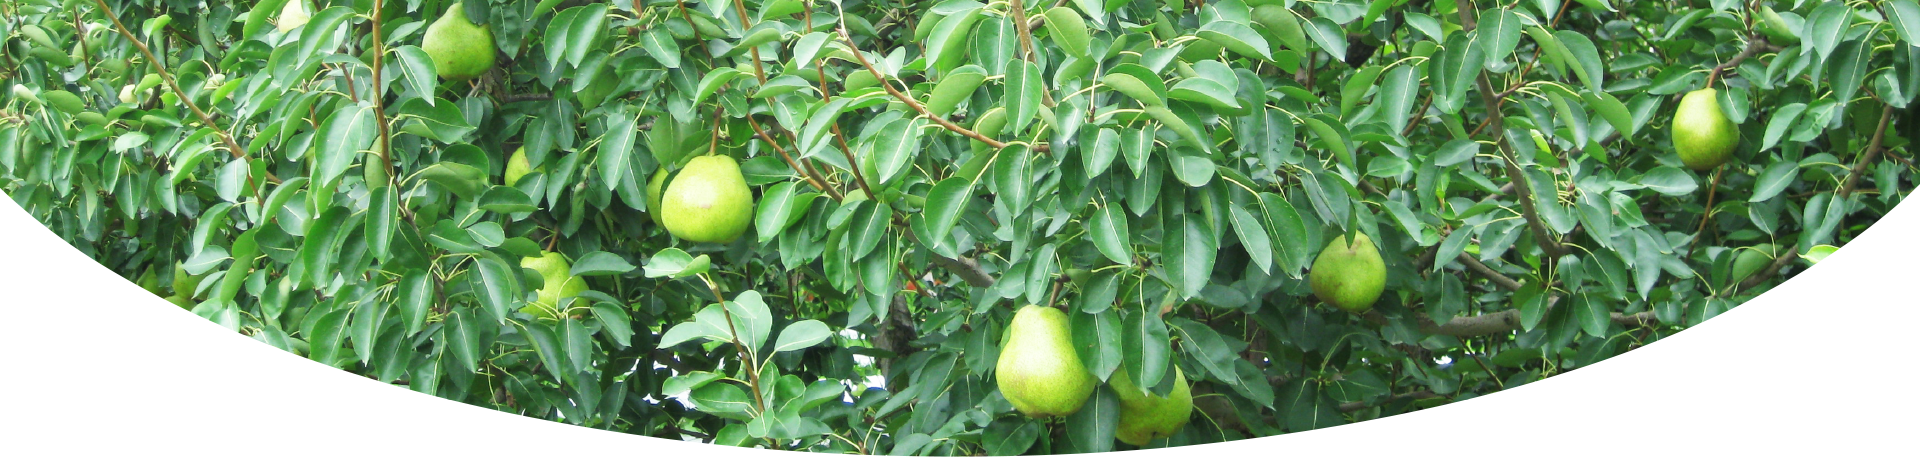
left=1735, top=243, right=1799, bottom=292
left=1706, top=35, right=1771, bottom=88
left=1839, top=104, right=1896, bottom=198
left=91, top=0, right=280, bottom=189
left=838, top=29, right=1010, bottom=149
left=1457, top=253, right=1522, bottom=291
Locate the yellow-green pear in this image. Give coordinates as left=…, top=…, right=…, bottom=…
left=1672, top=88, right=1739, bottom=171
left=995, top=305, right=1096, bottom=418
left=1109, top=367, right=1193, bottom=446
left=165, top=295, right=196, bottom=310
left=421, top=3, right=497, bottom=81
left=172, top=262, right=205, bottom=298
left=646, top=169, right=668, bottom=225
left=521, top=251, right=589, bottom=320
left=1309, top=232, right=1386, bottom=313
left=504, top=146, right=535, bottom=187
left=277, top=0, right=310, bottom=33
left=660, top=155, right=754, bottom=243
left=134, top=266, right=163, bottom=296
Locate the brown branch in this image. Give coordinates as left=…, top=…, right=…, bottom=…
left=1457, top=253, right=1522, bottom=291
left=838, top=29, right=1010, bottom=149
left=745, top=115, right=843, bottom=200
left=1735, top=243, right=1799, bottom=292
left=1340, top=390, right=1445, bottom=413
left=91, top=0, right=280, bottom=189
left=1839, top=104, right=1896, bottom=198
left=1706, top=35, right=1771, bottom=88
left=1008, top=0, right=1039, bottom=62
left=369, top=0, right=395, bottom=184
left=1365, top=295, right=1668, bottom=338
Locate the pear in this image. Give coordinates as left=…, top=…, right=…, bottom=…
left=165, top=295, right=196, bottom=310
left=995, top=305, right=1096, bottom=418
left=521, top=251, right=589, bottom=320
left=172, top=262, right=205, bottom=299
left=660, top=155, right=754, bottom=243
left=646, top=169, right=668, bottom=225
left=1309, top=232, right=1386, bottom=313
left=421, top=3, right=497, bottom=81
left=135, top=266, right=164, bottom=296
left=1109, top=367, right=1193, bottom=446
left=277, top=0, right=310, bottom=33
left=1672, top=88, right=1739, bottom=171
left=504, top=146, right=536, bottom=187
left=1757, top=6, right=1802, bottom=45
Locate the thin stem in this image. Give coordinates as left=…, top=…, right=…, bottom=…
left=90, top=0, right=280, bottom=191
left=837, top=29, right=1010, bottom=149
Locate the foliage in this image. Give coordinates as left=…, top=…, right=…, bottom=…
left=3, top=0, right=1916, bottom=453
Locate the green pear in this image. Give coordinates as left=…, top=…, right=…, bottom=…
left=995, top=305, right=1096, bottom=418
left=172, top=262, right=205, bottom=299
left=504, top=146, right=536, bottom=187
left=1672, top=88, right=1739, bottom=171
left=521, top=251, right=589, bottom=320
left=660, top=155, right=754, bottom=243
left=165, top=295, right=196, bottom=310
left=1757, top=6, right=1801, bottom=45
left=1309, top=232, right=1386, bottom=313
left=135, top=266, right=164, bottom=296
left=421, top=3, right=497, bottom=81
left=1109, top=367, right=1193, bottom=446
left=1729, top=243, right=1778, bottom=285
left=277, top=0, right=310, bottom=33
left=646, top=169, right=668, bottom=225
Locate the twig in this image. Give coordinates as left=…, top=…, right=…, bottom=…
left=90, top=0, right=280, bottom=190
left=369, top=0, right=396, bottom=184
left=838, top=29, right=1010, bottom=149
left=1839, top=104, right=1896, bottom=198
left=1705, top=35, right=1770, bottom=88
left=1457, top=253, right=1523, bottom=291
left=1735, top=243, right=1799, bottom=293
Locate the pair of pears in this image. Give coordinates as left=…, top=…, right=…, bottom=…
left=995, top=305, right=1193, bottom=446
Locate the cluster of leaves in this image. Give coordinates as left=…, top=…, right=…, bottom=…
left=3, top=0, right=1915, bottom=453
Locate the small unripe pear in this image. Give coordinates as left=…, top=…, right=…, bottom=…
left=1672, top=88, right=1740, bottom=171
left=996, top=305, right=1096, bottom=418
left=660, top=155, right=754, bottom=243
left=1309, top=232, right=1387, bottom=313
left=504, top=147, right=535, bottom=187
left=277, top=0, right=310, bottom=33
left=1109, top=367, right=1193, bottom=446
left=421, top=3, right=497, bottom=81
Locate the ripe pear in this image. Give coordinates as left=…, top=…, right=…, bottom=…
left=995, top=305, right=1096, bottom=418
left=277, top=0, right=310, bottom=33
left=1309, top=232, right=1386, bottom=313
left=660, top=155, right=754, bottom=243
left=1672, top=88, right=1739, bottom=171
left=521, top=251, right=589, bottom=320
left=504, top=146, right=536, bottom=187
left=646, top=169, right=668, bottom=225
left=421, top=3, right=497, bottom=81
left=1108, top=367, right=1193, bottom=446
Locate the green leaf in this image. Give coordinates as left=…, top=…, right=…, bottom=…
left=640, top=29, right=681, bottom=68
left=756, top=181, right=804, bottom=243
left=1091, top=203, right=1132, bottom=265
left=1164, top=214, right=1219, bottom=300
left=397, top=271, right=433, bottom=337
left=1749, top=161, right=1798, bottom=202
left=1803, top=1, right=1850, bottom=62
left=1636, top=167, right=1698, bottom=196
left=1552, top=30, right=1604, bottom=91
left=1004, top=59, right=1043, bottom=133
left=1302, top=17, right=1347, bottom=58
left=391, top=46, right=438, bottom=103
left=570, top=251, right=637, bottom=276
left=314, top=103, right=377, bottom=187
left=1065, top=386, right=1119, bottom=452
left=1045, top=7, right=1092, bottom=57
left=1199, top=20, right=1274, bottom=61
left=1380, top=65, right=1420, bottom=133
left=416, top=162, right=487, bottom=199
left=695, top=67, right=744, bottom=106
left=1478, top=9, right=1524, bottom=70
left=644, top=248, right=712, bottom=279
left=772, top=320, right=832, bottom=352
left=592, top=302, right=633, bottom=348
left=923, top=176, right=975, bottom=248
left=1229, top=205, right=1274, bottom=274
left=1888, top=0, right=1920, bottom=47
left=477, top=186, right=537, bottom=213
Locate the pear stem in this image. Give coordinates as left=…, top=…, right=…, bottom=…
left=1689, top=167, right=1725, bottom=258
